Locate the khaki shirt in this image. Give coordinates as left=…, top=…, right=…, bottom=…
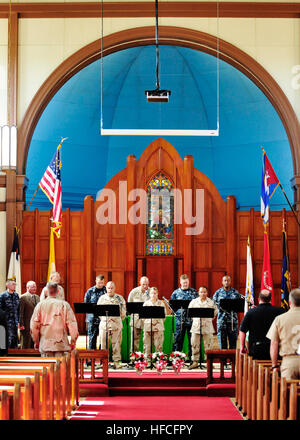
left=40, top=285, right=65, bottom=301
left=127, top=286, right=150, bottom=329
left=97, top=293, right=126, bottom=331
left=188, top=297, right=217, bottom=335
left=143, top=299, right=166, bottom=332
left=30, top=297, right=78, bottom=353
left=266, top=307, right=300, bottom=356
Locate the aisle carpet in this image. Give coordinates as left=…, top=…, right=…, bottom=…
left=70, top=396, right=243, bottom=420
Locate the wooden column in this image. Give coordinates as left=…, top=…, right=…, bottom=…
left=83, top=196, right=94, bottom=292
left=7, top=11, right=18, bottom=126
left=290, top=174, right=300, bottom=282
left=125, top=155, right=136, bottom=294
left=183, top=155, right=194, bottom=281
left=5, top=10, right=19, bottom=269
left=226, top=195, right=237, bottom=286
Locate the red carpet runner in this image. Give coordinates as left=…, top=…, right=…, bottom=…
left=70, top=396, right=243, bottom=420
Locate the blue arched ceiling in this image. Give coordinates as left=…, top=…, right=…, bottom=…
left=26, top=45, right=293, bottom=211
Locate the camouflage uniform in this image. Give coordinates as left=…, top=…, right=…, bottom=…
left=127, top=286, right=150, bottom=352
left=0, top=291, right=20, bottom=348
left=97, top=293, right=126, bottom=363
left=142, top=299, right=166, bottom=358
left=170, top=287, right=198, bottom=359
left=212, top=287, right=241, bottom=349
left=84, top=285, right=106, bottom=349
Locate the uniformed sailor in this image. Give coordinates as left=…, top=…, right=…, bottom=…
left=0, top=279, right=20, bottom=348
left=127, top=276, right=150, bottom=352
left=142, top=287, right=166, bottom=359
left=84, top=274, right=106, bottom=350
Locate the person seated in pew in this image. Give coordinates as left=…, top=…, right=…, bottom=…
left=19, top=281, right=40, bottom=349
left=239, top=289, right=285, bottom=360
left=97, top=281, right=126, bottom=369
left=142, top=287, right=166, bottom=363
left=267, top=288, right=300, bottom=379
left=188, top=286, right=217, bottom=370
left=30, top=282, right=78, bottom=357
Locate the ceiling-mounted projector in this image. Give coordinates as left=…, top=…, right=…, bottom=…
left=145, top=89, right=171, bottom=103
left=145, top=0, right=171, bottom=103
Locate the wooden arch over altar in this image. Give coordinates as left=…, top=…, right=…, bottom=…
left=21, top=138, right=298, bottom=332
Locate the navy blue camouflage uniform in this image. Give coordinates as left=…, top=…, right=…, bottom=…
left=84, top=285, right=106, bottom=349
left=212, top=287, right=241, bottom=349
left=170, top=287, right=198, bottom=360
left=0, top=291, right=20, bottom=349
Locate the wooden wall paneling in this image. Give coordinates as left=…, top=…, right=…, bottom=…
left=83, top=196, right=94, bottom=292
left=65, top=209, right=70, bottom=301
left=226, top=195, right=237, bottom=285
left=33, top=209, right=39, bottom=290
left=125, top=155, right=137, bottom=293
left=183, top=155, right=194, bottom=280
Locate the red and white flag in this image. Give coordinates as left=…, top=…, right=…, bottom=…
left=39, top=141, right=64, bottom=237
left=261, top=230, right=274, bottom=304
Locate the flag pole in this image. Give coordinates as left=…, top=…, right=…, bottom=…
left=16, top=137, right=67, bottom=233
left=261, top=146, right=300, bottom=229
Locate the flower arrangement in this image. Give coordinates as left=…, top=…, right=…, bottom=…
left=149, top=352, right=168, bottom=374
left=169, top=351, right=186, bottom=374
left=130, top=352, right=145, bottom=362
left=130, top=352, right=147, bottom=374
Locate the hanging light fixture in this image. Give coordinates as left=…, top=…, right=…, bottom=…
left=0, top=125, right=17, bottom=171
left=145, top=0, right=171, bottom=102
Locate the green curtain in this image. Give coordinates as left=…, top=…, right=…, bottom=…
left=117, top=316, right=204, bottom=362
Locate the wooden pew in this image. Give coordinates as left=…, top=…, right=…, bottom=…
left=0, top=374, right=38, bottom=420
left=0, top=355, right=74, bottom=417
left=279, top=377, right=300, bottom=420
left=4, top=350, right=79, bottom=412
left=0, top=365, right=54, bottom=420
left=0, top=389, right=10, bottom=420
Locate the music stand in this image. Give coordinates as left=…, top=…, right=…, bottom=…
left=95, top=305, right=120, bottom=355
left=188, top=307, right=215, bottom=369
left=169, top=299, right=192, bottom=357
left=219, top=298, right=245, bottom=330
left=139, top=306, right=165, bottom=369
left=126, top=302, right=144, bottom=365
left=74, top=302, right=97, bottom=349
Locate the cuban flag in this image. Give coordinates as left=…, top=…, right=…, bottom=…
left=261, top=150, right=280, bottom=224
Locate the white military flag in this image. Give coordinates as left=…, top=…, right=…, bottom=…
left=245, top=236, right=254, bottom=314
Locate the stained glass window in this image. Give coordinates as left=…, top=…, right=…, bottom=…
left=146, top=173, right=174, bottom=255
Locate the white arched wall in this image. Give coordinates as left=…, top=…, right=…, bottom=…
left=17, top=16, right=300, bottom=125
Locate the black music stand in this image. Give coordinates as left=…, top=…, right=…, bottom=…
left=126, top=302, right=144, bottom=365
left=187, top=307, right=215, bottom=369
left=95, top=305, right=120, bottom=355
left=139, top=306, right=165, bottom=370
left=219, top=298, right=245, bottom=331
left=169, top=299, right=192, bottom=357
left=74, top=302, right=97, bottom=349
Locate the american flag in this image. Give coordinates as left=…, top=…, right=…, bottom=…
left=39, top=143, right=62, bottom=238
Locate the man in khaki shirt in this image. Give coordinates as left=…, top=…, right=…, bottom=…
left=40, top=272, right=65, bottom=301
left=188, top=286, right=217, bottom=369
left=30, top=282, right=78, bottom=357
left=142, top=287, right=166, bottom=359
left=97, top=281, right=126, bottom=369
left=266, top=288, right=300, bottom=379
left=127, top=276, right=150, bottom=352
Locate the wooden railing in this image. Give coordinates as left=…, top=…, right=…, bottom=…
left=77, top=349, right=109, bottom=385
left=206, top=349, right=236, bottom=385
left=235, top=349, right=300, bottom=420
